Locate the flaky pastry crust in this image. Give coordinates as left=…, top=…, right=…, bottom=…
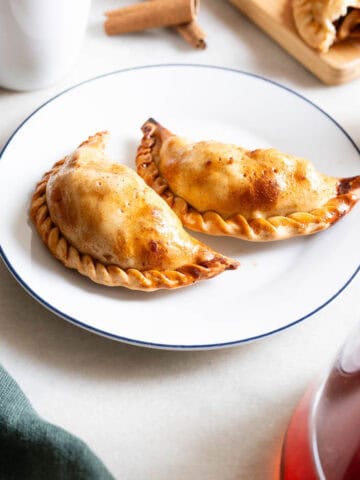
left=136, top=119, right=360, bottom=242
left=293, top=0, right=360, bottom=52
left=30, top=133, right=238, bottom=291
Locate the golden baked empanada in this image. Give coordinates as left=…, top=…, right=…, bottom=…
left=30, top=132, right=238, bottom=291
left=293, top=0, right=360, bottom=52
left=136, top=118, right=360, bottom=242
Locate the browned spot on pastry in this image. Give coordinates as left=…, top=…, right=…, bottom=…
left=227, top=261, right=239, bottom=270
left=134, top=238, right=169, bottom=270
left=250, top=148, right=262, bottom=156
left=183, top=265, right=202, bottom=279
left=142, top=123, right=153, bottom=136
left=338, top=176, right=360, bottom=195
left=256, top=176, right=279, bottom=204
left=49, top=183, right=62, bottom=204
left=237, top=176, right=280, bottom=212
left=149, top=240, right=159, bottom=253
left=328, top=209, right=346, bottom=226
left=201, top=256, right=239, bottom=270
left=48, top=184, right=78, bottom=231
left=328, top=196, right=355, bottom=225
left=295, top=172, right=307, bottom=182
left=142, top=117, right=160, bottom=134
left=67, top=151, right=83, bottom=169
left=205, top=160, right=212, bottom=167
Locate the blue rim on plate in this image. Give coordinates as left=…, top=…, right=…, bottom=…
left=0, top=64, right=359, bottom=350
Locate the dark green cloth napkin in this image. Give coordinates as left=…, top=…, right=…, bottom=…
left=0, top=365, right=114, bottom=480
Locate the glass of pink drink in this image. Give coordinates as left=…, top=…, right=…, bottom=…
left=281, top=325, right=360, bottom=480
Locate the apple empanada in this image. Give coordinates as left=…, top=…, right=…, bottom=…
left=293, top=0, right=360, bottom=52
left=136, top=118, right=360, bottom=242
left=30, top=132, right=238, bottom=291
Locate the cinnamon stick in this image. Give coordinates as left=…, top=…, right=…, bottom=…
left=105, top=0, right=197, bottom=36
left=145, top=0, right=206, bottom=49
left=175, top=20, right=206, bottom=49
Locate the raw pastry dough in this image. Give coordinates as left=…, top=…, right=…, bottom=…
left=30, top=132, right=238, bottom=291
left=136, top=118, right=360, bottom=241
left=293, top=0, right=360, bottom=52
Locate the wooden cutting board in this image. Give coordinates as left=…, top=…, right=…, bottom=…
left=229, top=0, right=360, bottom=85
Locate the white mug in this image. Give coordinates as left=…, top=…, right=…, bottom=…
left=0, top=0, right=91, bottom=91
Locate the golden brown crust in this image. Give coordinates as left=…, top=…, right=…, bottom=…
left=136, top=119, right=360, bottom=242
left=30, top=133, right=238, bottom=291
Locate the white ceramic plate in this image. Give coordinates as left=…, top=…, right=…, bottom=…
left=0, top=65, right=359, bottom=349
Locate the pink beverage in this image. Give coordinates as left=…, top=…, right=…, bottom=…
left=281, top=330, right=360, bottom=480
